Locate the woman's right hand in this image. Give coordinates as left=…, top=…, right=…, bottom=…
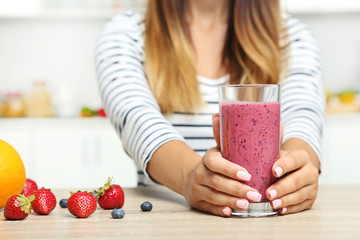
left=182, top=114, right=262, bottom=217
left=183, top=147, right=262, bottom=217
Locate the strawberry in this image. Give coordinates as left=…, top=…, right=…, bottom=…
left=67, top=191, right=97, bottom=218
left=31, top=188, right=57, bottom=215
left=21, top=178, right=38, bottom=197
left=4, top=194, right=34, bottom=220
left=95, top=177, right=124, bottom=209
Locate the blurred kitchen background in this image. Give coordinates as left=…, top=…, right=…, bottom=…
left=0, top=0, right=359, bottom=188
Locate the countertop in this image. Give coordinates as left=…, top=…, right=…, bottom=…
left=1, top=185, right=359, bottom=239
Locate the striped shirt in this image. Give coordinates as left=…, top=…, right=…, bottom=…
left=95, top=11, right=325, bottom=185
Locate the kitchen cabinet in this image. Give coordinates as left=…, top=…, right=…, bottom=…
left=283, top=0, right=360, bottom=13
left=1, top=0, right=360, bottom=20
left=1, top=114, right=360, bottom=187
left=0, top=118, right=137, bottom=189
left=320, top=113, right=360, bottom=184
left=0, top=0, right=145, bottom=19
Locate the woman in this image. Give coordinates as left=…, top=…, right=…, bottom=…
left=95, top=0, right=324, bottom=217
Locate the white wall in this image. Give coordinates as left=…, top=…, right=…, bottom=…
left=0, top=17, right=107, bottom=109
left=293, top=12, right=360, bottom=92
left=0, top=11, right=359, bottom=106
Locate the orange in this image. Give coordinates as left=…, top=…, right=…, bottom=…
left=0, top=139, right=26, bottom=208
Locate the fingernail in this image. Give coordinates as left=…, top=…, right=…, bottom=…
left=246, top=191, right=262, bottom=202
left=275, top=167, right=283, bottom=177
left=272, top=199, right=282, bottom=209
left=236, top=199, right=249, bottom=209
left=281, top=207, right=287, bottom=214
left=269, top=189, right=278, bottom=199
left=236, top=171, right=251, bottom=181
left=222, top=207, right=232, bottom=216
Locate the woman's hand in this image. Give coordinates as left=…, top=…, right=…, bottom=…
left=183, top=114, right=262, bottom=217
left=183, top=147, right=262, bottom=217
left=266, top=148, right=319, bottom=215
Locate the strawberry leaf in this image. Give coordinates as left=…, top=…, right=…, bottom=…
left=17, top=194, right=32, bottom=214
left=28, top=194, right=35, bottom=202
left=95, top=177, right=114, bottom=197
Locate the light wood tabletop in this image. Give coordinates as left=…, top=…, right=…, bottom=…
left=1, top=185, right=359, bottom=240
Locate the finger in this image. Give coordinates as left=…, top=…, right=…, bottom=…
left=203, top=148, right=252, bottom=182
left=199, top=185, right=250, bottom=211
left=212, top=113, right=220, bottom=148
left=267, top=164, right=318, bottom=200
left=198, top=170, right=260, bottom=201
left=269, top=184, right=318, bottom=209
left=192, top=200, right=232, bottom=217
left=279, top=199, right=315, bottom=215
left=272, top=150, right=309, bottom=177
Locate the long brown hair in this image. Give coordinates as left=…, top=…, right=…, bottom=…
left=145, top=0, right=282, bottom=113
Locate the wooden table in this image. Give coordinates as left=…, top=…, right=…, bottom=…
left=1, top=185, right=359, bottom=239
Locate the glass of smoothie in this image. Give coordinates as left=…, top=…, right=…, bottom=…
left=219, top=84, right=280, bottom=217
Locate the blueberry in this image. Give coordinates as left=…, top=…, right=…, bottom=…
left=111, top=208, right=125, bottom=219
left=140, top=201, right=153, bottom=212
left=59, top=199, right=68, bottom=208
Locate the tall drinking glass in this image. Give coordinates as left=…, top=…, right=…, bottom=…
left=219, top=84, right=280, bottom=217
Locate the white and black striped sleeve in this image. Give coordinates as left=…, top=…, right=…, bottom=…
left=280, top=17, right=326, bottom=161
left=95, top=12, right=185, bottom=178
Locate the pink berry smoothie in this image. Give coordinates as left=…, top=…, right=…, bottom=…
left=220, top=102, right=280, bottom=202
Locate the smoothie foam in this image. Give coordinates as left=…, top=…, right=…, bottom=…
left=220, top=102, right=280, bottom=202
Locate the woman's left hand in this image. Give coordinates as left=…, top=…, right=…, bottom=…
left=265, top=149, right=319, bottom=215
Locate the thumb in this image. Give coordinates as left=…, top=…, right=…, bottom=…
left=212, top=113, right=220, bottom=148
